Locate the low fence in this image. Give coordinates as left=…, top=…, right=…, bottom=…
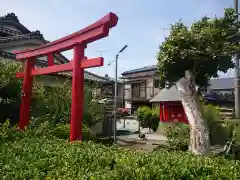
left=218, top=107, right=234, bottom=119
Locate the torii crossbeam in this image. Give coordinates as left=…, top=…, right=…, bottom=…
left=14, top=12, right=118, bottom=142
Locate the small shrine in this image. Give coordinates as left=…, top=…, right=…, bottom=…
left=150, top=85, right=188, bottom=124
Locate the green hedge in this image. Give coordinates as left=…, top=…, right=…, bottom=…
left=136, top=106, right=160, bottom=131
left=1, top=122, right=240, bottom=179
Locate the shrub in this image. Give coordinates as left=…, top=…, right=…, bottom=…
left=163, top=103, right=222, bottom=149
left=164, top=123, right=190, bottom=151
left=31, top=82, right=72, bottom=126
left=200, top=103, right=221, bottom=126
left=83, top=88, right=104, bottom=127
left=200, top=103, right=231, bottom=145
left=151, top=107, right=160, bottom=131
left=0, top=59, right=22, bottom=124
left=136, top=106, right=152, bottom=127
left=1, top=123, right=240, bottom=179
left=52, top=123, right=91, bottom=140
left=0, top=120, right=92, bottom=142
left=136, top=106, right=160, bottom=131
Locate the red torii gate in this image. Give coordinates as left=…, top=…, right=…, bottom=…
left=14, top=12, right=118, bottom=142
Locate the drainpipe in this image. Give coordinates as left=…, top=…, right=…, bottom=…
left=152, top=76, right=154, bottom=98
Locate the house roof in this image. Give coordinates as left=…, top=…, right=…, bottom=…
left=150, top=77, right=235, bottom=103
left=0, top=13, right=68, bottom=64
left=0, top=13, right=30, bottom=34
left=0, top=27, right=22, bottom=36
left=150, top=85, right=181, bottom=102
left=0, top=30, right=44, bottom=43
left=121, top=65, right=157, bottom=75
left=209, top=77, right=234, bottom=90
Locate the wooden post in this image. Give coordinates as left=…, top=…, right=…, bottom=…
left=70, top=44, right=84, bottom=141
left=18, top=58, right=35, bottom=129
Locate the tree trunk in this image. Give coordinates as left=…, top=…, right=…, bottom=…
left=176, top=70, right=210, bottom=155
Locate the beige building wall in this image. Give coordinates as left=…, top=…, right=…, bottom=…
left=146, top=78, right=154, bottom=99
left=124, top=83, right=131, bottom=100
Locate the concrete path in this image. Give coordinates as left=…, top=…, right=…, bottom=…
left=117, top=133, right=167, bottom=141
left=115, top=120, right=225, bottom=154
left=116, top=117, right=167, bottom=145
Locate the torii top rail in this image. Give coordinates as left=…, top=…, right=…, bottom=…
left=14, top=12, right=118, bottom=141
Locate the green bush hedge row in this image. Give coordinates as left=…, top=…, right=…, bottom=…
left=1, top=121, right=240, bottom=180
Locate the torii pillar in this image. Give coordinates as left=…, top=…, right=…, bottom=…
left=14, top=12, right=118, bottom=141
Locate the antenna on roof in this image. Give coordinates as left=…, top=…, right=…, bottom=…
left=96, top=50, right=107, bottom=56
left=160, top=27, right=169, bottom=38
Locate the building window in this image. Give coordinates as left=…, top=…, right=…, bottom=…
left=132, top=84, right=140, bottom=97
left=104, top=86, right=113, bottom=96
left=132, top=82, right=145, bottom=98
left=139, top=83, right=145, bottom=97
left=92, top=87, right=102, bottom=97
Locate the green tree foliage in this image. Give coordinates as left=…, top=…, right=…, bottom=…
left=157, top=8, right=239, bottom=86
left=0, top=58, right=104, bottom=127
left=0, top=59, right=22, bottom=124
left=83, top=85, right=104, bottom=127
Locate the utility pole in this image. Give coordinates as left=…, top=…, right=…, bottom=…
left=235, top=0, right=240, bottom=118
left=108, top=45, right=128, bottom=144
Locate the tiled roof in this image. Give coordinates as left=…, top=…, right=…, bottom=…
left=0, top=30, right=44, bottom=43
left=0, top=13, right=20, bottom=22
left=122, top=65, right=157, bottom=75
left=0, top=13, right=30, bottom=34
left=0, top=27, right=22, bottom=36
left=150, top=85, right=181, bottom=102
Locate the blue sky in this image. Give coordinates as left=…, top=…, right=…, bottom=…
left=0, top=0, right=234, bottom=78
